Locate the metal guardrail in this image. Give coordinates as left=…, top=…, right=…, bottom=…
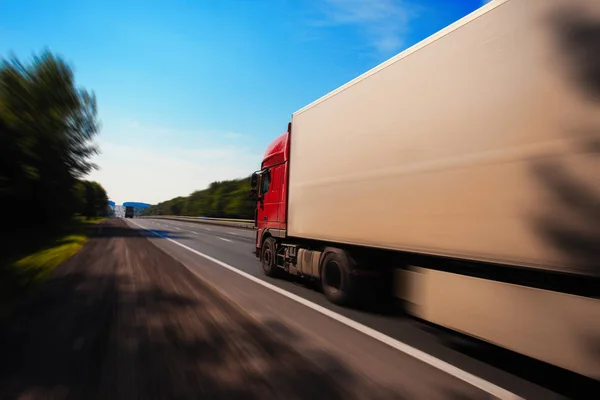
left=139, top=215, right=256, bottom=230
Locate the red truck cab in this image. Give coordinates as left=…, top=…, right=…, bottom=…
left=250, top=125, right=290, bottom=256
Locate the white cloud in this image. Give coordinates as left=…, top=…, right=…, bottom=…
left=86, top=122, right=262, bottom=204
left=317, top=0, right=414, bottom=54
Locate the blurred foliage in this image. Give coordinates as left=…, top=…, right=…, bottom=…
left=75, top=180, right=109, bottom=219
left=0, top=51, right=108, bottom=230
left=143, top=177, right=255, bottom=219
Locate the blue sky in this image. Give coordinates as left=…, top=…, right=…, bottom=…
left=1, top=0, right=484, bottom=204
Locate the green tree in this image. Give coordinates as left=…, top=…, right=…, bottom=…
left=0, top=51, right=101, bottom=229
left=143, top=176, right=255, bottom=219
left=82, top=181, right=108, bottom=219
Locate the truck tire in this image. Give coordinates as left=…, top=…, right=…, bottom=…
left=320, top=249, right=356, bottom=306
left=261, top=237, right=280, bottom=277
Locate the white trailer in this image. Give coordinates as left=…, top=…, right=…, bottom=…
left=254, top=0, right=600, bottom=379
left=288, top=0, right=600, bottom=276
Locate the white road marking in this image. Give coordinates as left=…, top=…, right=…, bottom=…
left=218, top=237, right=233, bottom=242
left=127, top=219, right=521, bottom=400
left=191, top=231, right=199, bottom=235
left=173, top=227, right=181, bottom=231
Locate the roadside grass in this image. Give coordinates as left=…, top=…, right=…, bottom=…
left=0, top=216, right=105, bottom=321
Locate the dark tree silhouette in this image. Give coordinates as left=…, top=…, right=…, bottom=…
left=0, top=51, right=104, bottom=229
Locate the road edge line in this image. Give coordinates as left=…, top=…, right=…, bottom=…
left=127, top=218, right=522, bottom=400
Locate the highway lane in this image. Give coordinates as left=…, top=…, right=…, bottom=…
left=126, top=217, right=586, bottom=399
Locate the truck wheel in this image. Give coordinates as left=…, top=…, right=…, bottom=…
left=320, top=249, right=356, bottom=306
left=261, top=237, right=279, bottom=277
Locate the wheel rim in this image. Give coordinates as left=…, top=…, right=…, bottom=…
left=263, top=246, right=273, bottom=271
left=324, top=260, right=342, bottom=293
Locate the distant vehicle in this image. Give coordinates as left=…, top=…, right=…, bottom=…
left=125, top=206, right=134, bottom=218
left=249, top=0, right=600, bottom=380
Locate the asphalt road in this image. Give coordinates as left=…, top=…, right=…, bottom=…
left=6, top=219, right=435, bottom=399
left=125, top=217, right=598, bottom=399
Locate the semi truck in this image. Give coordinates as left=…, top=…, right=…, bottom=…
left=249, top=0, right=600, bottom=379
left=125, top=206, right=135, bottom=218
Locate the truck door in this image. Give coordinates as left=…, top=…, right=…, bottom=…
left=258, top=167, right=281, bottom=227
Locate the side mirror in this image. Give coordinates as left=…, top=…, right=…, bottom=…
left=250, top=172, right=258, bottom=188
left=248, top=188, right=258, bottom=199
